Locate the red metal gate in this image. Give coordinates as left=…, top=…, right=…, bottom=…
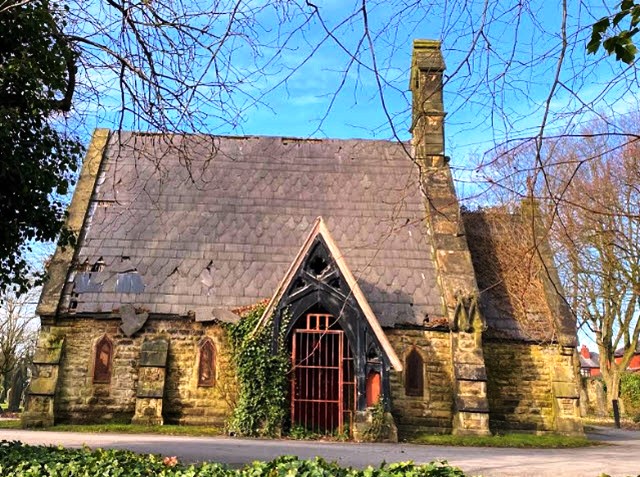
left=291, top=313, right=355, bottom=434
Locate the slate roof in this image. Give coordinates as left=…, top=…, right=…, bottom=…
left=579, top=351, right=600, bottom=369
left=614, top=343, right=640, bottom=358
left=462, top=210, right=564, bottom=342
left=68, top=132, right=443, bottom=327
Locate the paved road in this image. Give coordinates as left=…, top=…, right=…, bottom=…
left=1, top=427, right=639, bottom=476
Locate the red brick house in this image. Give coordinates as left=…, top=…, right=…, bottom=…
left=615, top=344, right=640, bottom=372
left=579, top=345, right=600, bottom=377
left=579, top=344, right=640, bottom=377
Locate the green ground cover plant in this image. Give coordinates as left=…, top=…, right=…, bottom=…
left=0, top=441, right=465, bottom=477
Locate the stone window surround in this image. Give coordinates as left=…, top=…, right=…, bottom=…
left=92, top=334, right=114, bottom=384
left=404, top=347, right=425, bottom=397
left=197, top=337, right=216, bottom=387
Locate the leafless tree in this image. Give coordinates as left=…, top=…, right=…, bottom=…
left=3, top=1, right=634, bottom=142
left=478, top=114, right=640, bottom=412
left=0, top=286, right=39, bottom=410
left=554, top=134, right=640, bottom=410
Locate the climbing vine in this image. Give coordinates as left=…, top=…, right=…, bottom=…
left=226, top=303, right=291, bottom=437
left=362, top=399, right=386, bottom=442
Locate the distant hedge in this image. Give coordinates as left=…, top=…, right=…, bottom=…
left=0, top=440, right=465, bottom=477
left=621, top=372, right=640, bottom=420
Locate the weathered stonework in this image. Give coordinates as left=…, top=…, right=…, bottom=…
left=550, top=346, right=582, bottom=434
left=387, top=329, right=455, bottom=434
left=33, top=316, right=236, bottom=427
left=581, top=377, right=607, bottom=417
left=36, top=129, right=110, bottom=318
left=22, top=40, right=584, bottom=439
left=484, top=342, right=554, bottom=431
left=411, top=40, right=490, bottom=436
left=451, top=330, right=491, bottom=436
left=21, top=330, right=65, bottom=427
left=163, top=322, right=236, bottom=426
left=132, top=338, right=169, bottom=425
left=352, top=410, right=399, bottom=443
left=484, top=342, right=580, bottom=433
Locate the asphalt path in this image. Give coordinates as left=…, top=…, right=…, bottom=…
left=1, top=427, right=639, bottom=476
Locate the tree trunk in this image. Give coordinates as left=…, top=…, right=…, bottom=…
left=603, top=368, right=622, bottom=427
left=0, top=373, right=8, bottom=403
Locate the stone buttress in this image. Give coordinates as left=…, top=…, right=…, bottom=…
left=22, top=129, right=110, bottom=427
left=410, top=40, right=490, bottom=436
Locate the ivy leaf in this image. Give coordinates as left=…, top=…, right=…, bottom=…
left=587, top=17, right=610, bottom=54
left=613, top=10, right=629, bottom=27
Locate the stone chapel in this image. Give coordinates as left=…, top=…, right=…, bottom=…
left=23, top=40, right=583, bottom=438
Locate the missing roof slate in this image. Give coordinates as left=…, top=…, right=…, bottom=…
left=69, top=133, right=442, bottom=325
left=73, top=272, right=105, bottom=293
left=116, top=271, right=145, bottom=293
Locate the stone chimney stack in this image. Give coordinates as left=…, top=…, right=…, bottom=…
left=410, top=39, right=446, bottom=167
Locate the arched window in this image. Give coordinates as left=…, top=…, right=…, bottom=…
left=405, top=347, right=424, bottom=397
left=93, top=335, right=113, bottom=384
left=198, top=338, right=216, bottom=387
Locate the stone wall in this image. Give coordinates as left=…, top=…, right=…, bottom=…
left=163, top=322, right=236, bottom=425
left=580, top=376, right=607, bottom=417
left=484, top=341, right=557, bottom=432
left=386, top=329, right=454, bottom=434
left=52, top=316, right=235, bottom=427
left=38, top=315, right=581, bottom=435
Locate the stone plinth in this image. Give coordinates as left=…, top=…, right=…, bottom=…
left=352, top=410, right=398, bottom=443
left=132, top=338, right=169, bottom=425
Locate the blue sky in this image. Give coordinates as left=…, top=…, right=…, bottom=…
left=51, top=0, right=638, bottom=348
left=72, top=0, right=638, bottom=199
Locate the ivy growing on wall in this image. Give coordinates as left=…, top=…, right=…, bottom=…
left=226, top=303, right=291, bottom=437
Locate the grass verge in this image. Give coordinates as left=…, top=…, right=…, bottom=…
left=0, top=420, right=223, bottom=437
left=405, top=432, right=594, bottom=448
left=0, top=420, right=20, bottom=429
left=52, top=423, right=224, bottom=437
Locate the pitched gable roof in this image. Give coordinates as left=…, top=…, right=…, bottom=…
left=463, top=209, right=575, bottom=344
left=64, top=131, right=443, bottom=327
left=579, top=352, right=600, bottom=369
left=614, top=343, right=640, bottom=358
left=257, top=217, right=403, bottom=370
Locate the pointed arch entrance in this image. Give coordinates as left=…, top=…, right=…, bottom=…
left=256, top=217, right=403, bottom=436
left=290, top=312, right=355, bottom=434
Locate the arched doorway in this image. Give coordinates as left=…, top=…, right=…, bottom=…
left=290, top=312, right=355, bottom=434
